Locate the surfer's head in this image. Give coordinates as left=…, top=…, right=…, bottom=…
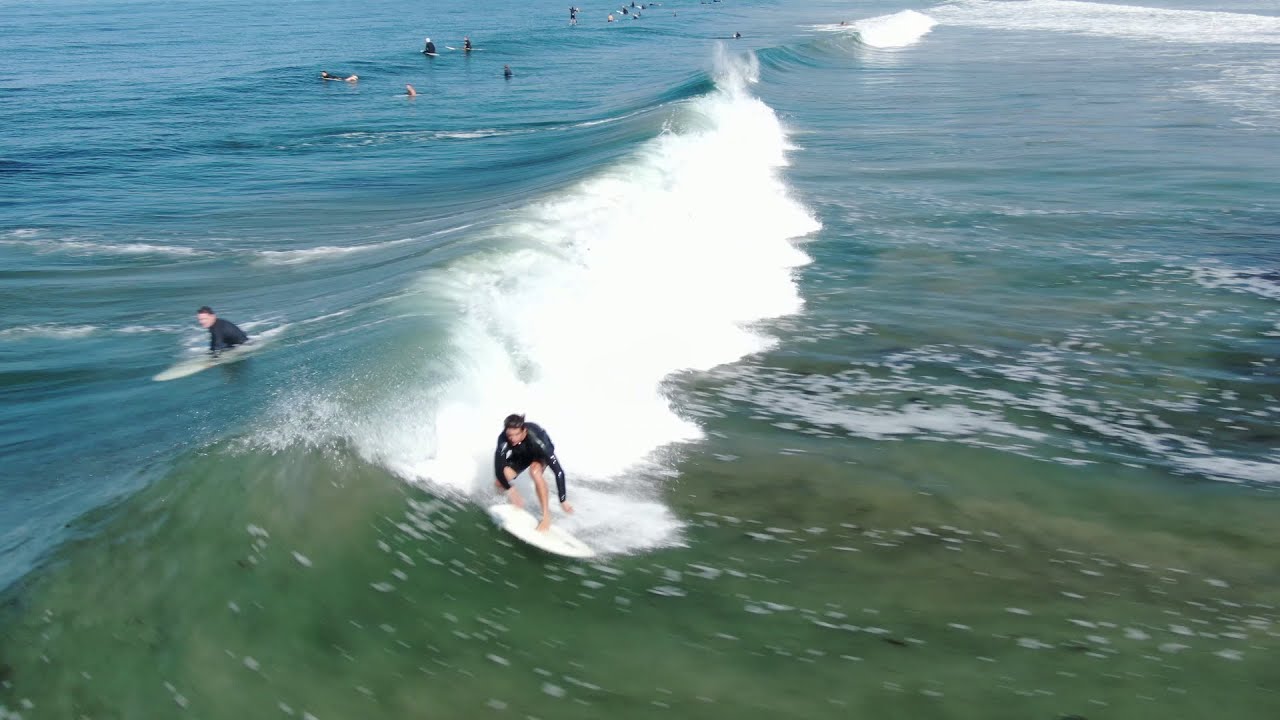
left=196, top=306, right=216, bottom=328
left=503, top=413, right=527, bottom=444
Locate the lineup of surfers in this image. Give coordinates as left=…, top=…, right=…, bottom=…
left=322, top=34, right=506, bottom=93
left=191, top=307, right=573, bottom=532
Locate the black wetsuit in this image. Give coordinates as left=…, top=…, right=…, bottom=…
left=424, top=41, right=436, bottom=54
left=208, top=317, right=249, bottom=353
left=494, top=422, right=568, bottom=502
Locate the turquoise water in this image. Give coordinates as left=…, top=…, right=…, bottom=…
left=3, top=0, right=1279, bottom=717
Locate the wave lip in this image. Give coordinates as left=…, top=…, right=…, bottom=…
left=812, top=10, right=938, bottom=48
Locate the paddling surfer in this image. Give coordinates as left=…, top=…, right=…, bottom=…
left=196, top=306, right=249, bottom=357
left=494, top=414, right=574, bottom=532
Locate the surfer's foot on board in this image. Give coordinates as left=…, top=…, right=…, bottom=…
left=560, top=501, right=575, bottom=515
left=536, top=516, right=552, bottom=532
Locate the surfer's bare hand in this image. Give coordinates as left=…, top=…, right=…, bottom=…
left=560, top=501, right=575, bottom=515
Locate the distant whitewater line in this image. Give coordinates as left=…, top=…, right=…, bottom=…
left=929, top=0, right=1280, bottom=45
left=817, top=1, right=1280, bottom=49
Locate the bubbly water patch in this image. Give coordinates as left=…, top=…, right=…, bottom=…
left=1185, top=59, right=1280, bottom=128
left=257, top=50, right=818, bottom=554
left=929, top=0, right=1280, bottom=45
left=1189, top=265, right=1280, bottom=301
left=697, top=292, right=1280, bottom=487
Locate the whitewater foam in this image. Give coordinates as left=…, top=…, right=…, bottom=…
left=261, top=49, right=819, bottom=553
left=815, top=10, right=938, bottom=49
left=929, top=0, right=1280, bottom=46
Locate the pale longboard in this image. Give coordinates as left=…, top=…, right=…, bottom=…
left=152, top=342, right=263, bottom=382
left=488, top=503, right=595, bottom=558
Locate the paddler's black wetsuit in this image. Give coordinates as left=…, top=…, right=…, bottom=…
left=208, top=317, right=249, bottom=354
left=494, top=422, right=568, bottom=502
left=424, top=41, right=436, bottom=54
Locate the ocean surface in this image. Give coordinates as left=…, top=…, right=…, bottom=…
left=2, top=0, right=1279, bottom=717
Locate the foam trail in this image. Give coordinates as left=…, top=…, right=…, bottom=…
left=254, top=238, right=416, bottom=265
left=0, top=236, right=212, bottom=258
left=0, top=324, right=98, bottom=340
left=268, top=49, right=820, bottom=553
left=929, top=0, right=1280, bottom=45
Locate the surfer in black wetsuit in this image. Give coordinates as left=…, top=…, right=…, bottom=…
left=196, top=306, right=248, bottom=356
left=423, top=37, right=436, bottom=55
left=494, top=413, right=574, bottom=531
left=463, top=36, right=472, bottom=52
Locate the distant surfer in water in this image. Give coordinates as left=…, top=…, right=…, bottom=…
left=423, top=37, right=437, bottom=55
left=494, top=414, right=574, bottom=532
left=320, top=71, right=358, bottom=82
left=196, top=306, right=248, bottom=356
left=503, top=64, right=513, bottom=79
left=463, top=36, right=472, bottom=52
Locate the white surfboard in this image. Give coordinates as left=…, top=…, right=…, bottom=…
left=152, top=342, right=263, bottom=382
left=488, top=503, right=595, bottom=559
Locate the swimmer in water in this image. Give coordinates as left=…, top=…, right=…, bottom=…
left=406, top=84, right=417, bottom=97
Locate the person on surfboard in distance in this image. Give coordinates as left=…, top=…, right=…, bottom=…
left=494, top=414, right=574, bottom=532
left=196, top=306, right=248, bottom=357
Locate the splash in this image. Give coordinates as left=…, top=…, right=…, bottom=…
left=259, top=50, right=820, bottom=553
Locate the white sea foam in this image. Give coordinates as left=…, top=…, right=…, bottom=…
left=261, top=49, right=819, bottom=553
left=0, top=324, right=98, bottom=340
left=0, top=236, right=211, bottom=258
left=254, top=237, right=416, bottom=265
left=929, top=0, right=1280, bottom=45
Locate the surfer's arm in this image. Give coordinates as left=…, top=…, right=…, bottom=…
left=494, top=434, right=512, bottom=489
left=525, top=424, right=568, bottom=502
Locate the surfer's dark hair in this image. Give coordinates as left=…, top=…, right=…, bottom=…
left=197, top=306, right=214, bottom=315
left=503, top=413, right=526, bottom=429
